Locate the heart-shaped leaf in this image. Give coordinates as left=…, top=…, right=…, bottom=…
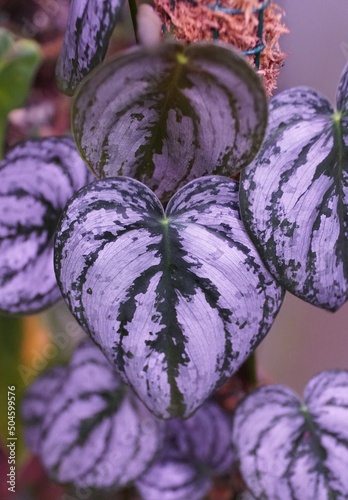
left=168, top=400, right=234, bottom=474
left=56, top=0, right=125, bottom=95
left=240, top=62, right=348, bottom=311
left=22, top=339, right=163, bottom=489
left=21, top=366, right=66, bottom=454
left=0, top=137, right=94, bottom=315
left=72, top=42, right=268, bottom=202
left=232, top=370, right=348, bottom=499
left=136, top=454, right=211, bottom=500
left=136, top=399, right=233, bottom=500
left=55, top=175, right=284, bottom=418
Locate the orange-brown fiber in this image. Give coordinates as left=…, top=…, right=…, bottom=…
left=155, top=0, right=288, bottom=95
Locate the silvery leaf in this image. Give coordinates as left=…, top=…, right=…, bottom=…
left=169, top=399, right=234, bottom=474
left=56, top=0, right=124, bottom=95
left=0, top=137, right=94, bottom=315
left=21, top=366, right=66, bottom=454
left=137, top=399, right=233, bottom=499
left=54, top=175, right=283, bottom=418
left=136, top=456, right=211, bottom=500
left=240, top=62, right=348, bottom=311
left=232, top=370, right=348, bottom=499
left=28, top=339, right=163, bottom=489
left=72, top=42, right=267, bottom=202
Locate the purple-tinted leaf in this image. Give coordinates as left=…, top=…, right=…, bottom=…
left=54, top=175, right=283, bottom=418
left=136, top=399, right=233, bottom=499
left=136, top=456, right=211, bottom=500
left=240, top=62, right=348, bottom=312
left=136, top=401, right=228, bottom=499
left=232, top=370, right=348, bottom=499
left=169, top=399, right=234, bottom=475
left=23, top=339, right=163, bottom=489
left=72, top=42, right=267, bottom=202
left=21, top=366, right=66, bottom=455
left=0, top=137, right=94, bottom=315
left=56, top=0, right=124, bottom=95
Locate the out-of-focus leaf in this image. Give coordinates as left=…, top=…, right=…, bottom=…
left=21, top=366, right=66, bottom=454
left=232, top=370, right=348, bottom=499
left=170, top=400, right=234, bottom=475
left=137, top=456, right=211, bottom=500
left=136, top=399, right=233, bottom=499
left=0, top=28, right=41, bottom=116
left=72, top=42, right=268, bottom=202
left=22, top=339, right=163, bottom=489
left=54, top=175, right=284, bottom=418
left=0, top=137, right=94, bottom=315
left=56, top=0, right=125, bottom=95
left=240, top=62, right=348, bottom=312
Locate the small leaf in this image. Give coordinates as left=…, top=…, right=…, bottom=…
left=22, top=339, right=163, bottom=489
left=72, top=42, right=268, bottom=202
left=56, top=0, right=124, bottom=95
left=232, top=370, right=348, bottom=499
left=136, top=399, right=232, bottom=500
left=0, top=137, right=94, bottom=315
left=240, top=62, right=348, bottom=311
left=0, top=28, right=41, bottom=115
left=136, top=457, right=211, bottom=500
left=169, top=400, right=234, bottom=474
left=54, top=175, right=283, bottom=418
left=21, top=366, right=66, bottom=454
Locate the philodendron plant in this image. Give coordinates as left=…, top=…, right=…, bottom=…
left=0, top=0, right=347, bottom=497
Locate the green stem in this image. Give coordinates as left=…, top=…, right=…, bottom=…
left=128, top=0, right=139, bottom=44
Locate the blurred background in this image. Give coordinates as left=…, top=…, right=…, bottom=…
left=257, top=0, right=348, bottom=394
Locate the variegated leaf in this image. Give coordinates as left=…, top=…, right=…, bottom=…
left=24, top=339, right=163, bottom=489
left=21, top=366, right=66, bottom=455
left=56, top=0, right=124, bottom=95
left=136, top=456, right=211, bottom=500
left=136, top=399, right=233, bottom=499
left=136, top=401, right=233, bottom=500
left=54, top=175, right=284, bottom=418
left=72, top=42, right=268, bottom=202
left=169, top=399, right=234, bottom=474
left=240, top=62, right=348, bottom=311
left=0, top=137, right=94, bottom=315
left=232, top=370, right=348, bottom=499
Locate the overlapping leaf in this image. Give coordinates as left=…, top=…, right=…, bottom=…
left=232, top=370, right=348, bottom=499
left=22, top=339, right=163, bottom=489
left=168, top=400, right=234, bottom=474
left=0, top=137, right=94, bottom=315
left=136, top=452, right=211, bottom=500
left=136, top=399, right=233, bottom=500
left=72, top=42, right=268, bottom=202
left=21, top=366, right=66, bottom=454
left=54, top=175, right=284, bottom=418
left=240, top=62, right=348, bottom=311
left=56, top=0, right=124, bottom=95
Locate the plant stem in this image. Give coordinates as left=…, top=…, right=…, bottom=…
left=255, top=0, right=266, bottom=69
left=128, top=0, right=139, bottom=44
left=239, top=352, right=257, bottom=388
